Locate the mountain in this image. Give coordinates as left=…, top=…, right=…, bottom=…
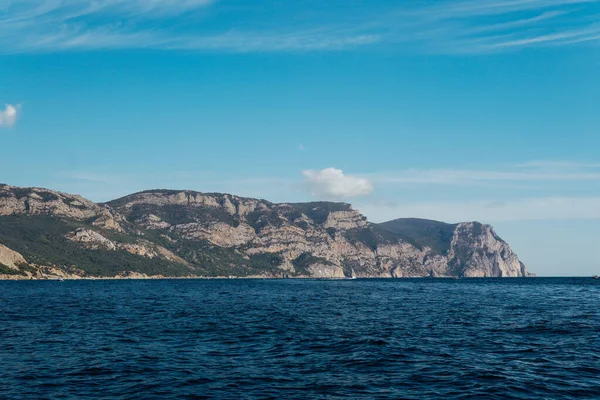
left=0, top=184, right=530, bottom=279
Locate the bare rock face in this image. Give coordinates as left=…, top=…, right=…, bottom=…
left=119, top=242, right=158, bottom=258
left=307, top=263, right=345, bottom=278
left=0, top=184, right=124, bottom=231
left=0, top=244, right=27, bottom=269
left=64, top=227, right=188, bottom=265
left=92, top=208, right=126, bottom=232
left=65, top=228, right=117, bottom=251
left=171, top=222, right=257, bottom=247
left=155, top=246, right=188, bottom=265
left=0, top=185, right=530, bottom=278
left=114, top=271, right=162, bottom=279
left=1, top=185, right=99, bottom=218
left=106, top=191, right=529, bottom=278
left=135, top=214, right=171, bottom=230
left=450, top=223, right=525, bottom=277
left=323, top=211, right=367, bottom=230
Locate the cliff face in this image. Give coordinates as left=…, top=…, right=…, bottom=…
left=0, top=184, right=529, bottom=279
left=449, top=222, right=526, bottom=278
left=378, top=219, right=527, bottom=278
left=0, top=184, right=124, bottom=231
left=0, top=244, right=27, bottom=270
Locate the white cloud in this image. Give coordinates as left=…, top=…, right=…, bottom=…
left=357, top=197, right=600, bottom=224
left=0, top=105, right=18, bottom=127
left=303, top=168, right=374, bottom=200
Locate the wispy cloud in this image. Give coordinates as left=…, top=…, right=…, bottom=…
left=0, top=0, right=379, bottom=53
left=52, top=169, right=297, bottom=202
left=366, top=162, right=600, bottom=186
left=514, top=160, right=600, bottom=168
left=421, top=0, right=596, bottom=18
left=0, top=0, right=597, bottom=54
left=0, top=104, right=19, bottom=127
left=390, top=0, right=600, bottom=52
left=357, top=197, right=600, bottom=223
left=58, top=171, right=127, bottom=184
left=161, top=32, right=379, bottom=52
left=40, top=161, right=600, bottom=222
left=356, top=160, right=600, bottom=222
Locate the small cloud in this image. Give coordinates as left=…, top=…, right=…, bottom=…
left=298, top=144, right=305, bottom=151
left=0, top=104, right=18, bottom=127
left=302, top=167, right=374, bottom=199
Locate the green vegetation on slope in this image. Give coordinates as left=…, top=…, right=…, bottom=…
left=127, top=203, right=239, bottom=227
left=0, top=263, right=21, bottom=275
left=344, top=225, right=401, bottom=251
left=0, top=215, right=192, bottom=277
left=0, top=214, right=290, bottom=278
left=288, top=202, right=353, bottom=225
left=376, top=218, right=458, bottom=254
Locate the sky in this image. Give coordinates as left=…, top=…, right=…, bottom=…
left=1, top=0, right=600, bottom=276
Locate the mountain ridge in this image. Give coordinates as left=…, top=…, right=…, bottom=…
left=0, top=184, right=531, bottom=279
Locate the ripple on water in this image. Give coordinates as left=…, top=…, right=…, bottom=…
left=1, top=278, right=600, bottom=399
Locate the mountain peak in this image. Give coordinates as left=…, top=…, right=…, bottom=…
left=0, top=184, right=529, bottom=279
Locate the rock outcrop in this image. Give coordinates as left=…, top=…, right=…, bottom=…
left=66, top=228, right=117, bottom=250
left=0, top=244, right=27, bottom=270
left=449, top=222, right=526, bottom=278
left=0, top=185, right=530, bottom=279
left=0, top=184, right=124, bottom=231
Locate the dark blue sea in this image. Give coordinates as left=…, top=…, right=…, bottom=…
left=1, top=278, right=599, bottom=399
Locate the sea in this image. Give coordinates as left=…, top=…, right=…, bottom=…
left=1, top=278, right=599, bottom=399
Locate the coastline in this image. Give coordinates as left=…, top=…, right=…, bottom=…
left=0, top=275, right=537, bottom=281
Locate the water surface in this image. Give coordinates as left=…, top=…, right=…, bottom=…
left=1, top=278, right=599, bottom=399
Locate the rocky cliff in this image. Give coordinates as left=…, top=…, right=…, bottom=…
left=0, top=184, right=530, bottom=279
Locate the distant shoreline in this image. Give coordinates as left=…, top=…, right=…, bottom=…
left=0, top=275, right=541, bottom=281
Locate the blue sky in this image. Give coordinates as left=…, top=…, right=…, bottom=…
left=1, top=0, right=600, bottom=276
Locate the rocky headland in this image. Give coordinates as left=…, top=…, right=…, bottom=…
left=0, top=184, right=530, bottom=280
